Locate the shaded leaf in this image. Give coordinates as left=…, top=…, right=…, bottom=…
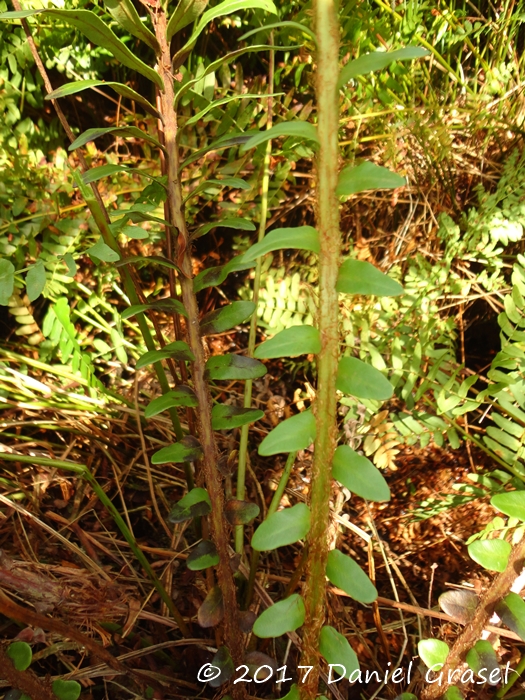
left=443, top=689, right=464, bottom=700
left=468, top=539, right=511, bottom=572
left=195, top=217, right=256, bottom=238
left=238, top=610, right=256, bottom=633
left=0, top=260, right=14, bottom=305
left=145, top=387, right=198, bottom=418
left=438, top=589, right=478, bottom=624
left=253, top=594, right=305, bottom=637
left=200, top=301, right=255, bottom=335
left=121, top=298, right=187, bottom=320
left=47, top=79, right=160, bottom=118
left=87, top=238, right=120, bottom=262
left=103, top=0, right=159, bottom=51
left=319, top=626, right=359, bottom=679
left=258, top=409, right=316, bottom=455
left=7, top=642, right=32, bottom=671
left=466, top=640, right=500, bottom=684
left=82, top=163, right=166, bottom=186
left=169, top=487, right=211, bottom=523
left=337, top=357, right=393, bottom=400
left=418, top=639, right=449, bottom=669
left=152, top=436, right=203, bottom=464
left=25, top=260, right=46, bottom=302
left=241, top=121, right=319, bottom=152
left=337, top=259, right=403, bottom=296
left=116, top=255, right=178, bottom=271
left=337, top=162, right=405, bottom=197
left=51, top=680, right=81, bottom=700
left=206, top=354, right=267, bottom=380
left=243, top=225, right=319, bottom=260
left=338, top=46, right=429, bottom=87
left=492, top=491, right=525, bottom=521
left=212, top=404, right=264, bottom=430
left=332, top=445, right=390, bottom=502
left=245, top=651, right=278, bottom=680
left=136, top=341, right=195, bottom=368
left=496, top=592, right=525, bottom=640
left=252, top=503, right=310, bottom=551
left=326, top=549, right=378, bottom=603
left=69, top=126, right=163, bottom=152
left=225, top=499, right=260, bottom=525
left=167, top=0, right=208, bottom=41
left=198, top=586, right=224, bottom=627
left=255, top=325, right=321, bottom=358
left=194, top=254, right=255, bottom=292
left=187, top=540, right=219, bottom=570
left=209, top=646, right=234, bottom=688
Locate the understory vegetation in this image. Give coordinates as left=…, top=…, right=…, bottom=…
left=1, top=0, right=525, bottom=699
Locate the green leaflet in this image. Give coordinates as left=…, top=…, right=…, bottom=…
left=169, top=487, right=211, bottom=523
left=336, top=356, right=393, bottom=400
left=326, top=550, right=377, bottom=603
left=52, top=679, right=81, bottom=700
left=252, top=503, right=311, bottom=551
left=468, top=539, right=511, bottom=572
left=145, top=387, right=198, bottom=418
left=240, top=121, right=319, bottom=152
left=7, top=642, right=32, bottom=671
left=466, top=640, right=500, bottom=684
left=319, top=626, right=359, bottom=679
left=254, top=325, right=321, bottom=358
left=187, top=540, right=219, bottom=570
left=194, top=254, right=255, bottom=292
left=47, top=80, right=160, bottom=119
left=69, top=126, right=164, bottom=152
left=337, top=162, right=406, bottom=197
left=0, top=260, right=15, bottom=305
left=258, top=410, right=316, bottom=455
left=243, top=226, right=319, bottom=260
left=418, top=639, right=450, bottom=669
left=338, top=46, right=429, bottom=87
left=252, top=594, right=305, bottom=637
left=87, top=239, right=120, bottom=263
left=152, top=436, right=203, bottom=464
left=332, top=445, right=390, bottom=502
left=167, top=0, right=208, bottom=41
left=206, top=354, right=267, bottom=380
left=186, top=93, right=282, bottom=127
left=0, top=10, right=163, bottom=88
left=200, top=300, right=256, bottom=335
left=103, top=0, right=159, bottom=52
left=496, top=592, right=525, bottom=640
left=25, top=260, right=46, bottom=302
left=337, top=259, right=403, bottom=296
left=492, top=491, right=525, bottom=521
left=211, top=404, right=264, bottom=430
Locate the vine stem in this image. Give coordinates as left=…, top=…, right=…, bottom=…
left=152, top=9, right=244, bottom=690
left=299, top=0, right=341, bottom=697
left=235, top=38, right=275, bottom=555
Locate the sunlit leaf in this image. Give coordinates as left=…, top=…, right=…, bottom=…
left=51, top=679, right=81, bottom=700
left=326, top=549, right=378, bottom=603
left=337, top=162, right=405, bottom=197
left=337, top=357, right=393, bottom=400
left=255, top=325, right=321, bottom=358
left=187, top=540, right=220, bottom=570
left=240, top=121, right=319, bottom=152
left=332, top=445, right=390, bottom=501
left=468, top=539, right=511, bottom=572
left=145, top=387, right=198, bottom=418
left=496, top=592, right=525, bottom=640
left=252, top=503, right=310, bottom=551
left=212, top=404, right=264, bottom=430
left=337, top=259, right=403, bottom=296
left=466, top=640, right=500, bottom=684
left=253, top=594, right=305, bottom=637
left=25, top=260, right=46, bottom=302
left=167, top=0, right=208, bottom=41
left=69, top=126, right=164, bottom=152
left=243, top=226, right=319, bottom=260
left=200, top=301, right=255, bottom=335
left=206, top=354, right=267, bottom=380
left=152, top=436, right=203, bottom=464
left=418, top=639, right=449, bottom=669
left=7, top=642, right=32, bottom=671
left=87, top=238, right=120, bottom=262
left=194, top=216, right=256, bottom=238
left=136, top=341, right=195, bottom=368
left=103, top=0, right=159, bottom=51
left=492, top=491, right=525, bottom=521
left=258, top=410, right=316, bottom=455
left=47, top=79, right=160, bottom=118
left=338, top=46, right=429, bottom=87
left=169, top=487, right=211, bottom=523
left=0, top=260, right=14, bottom=306
left=319, top=626, right=359, bottom=678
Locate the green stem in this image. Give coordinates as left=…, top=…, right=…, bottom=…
left=235, top=41, right=275, bottom=555
left=495, top=655, right=524, bottom=699
left=299, top=0, right=341, bottom=697
left=1, top=452, right=189, bottom=635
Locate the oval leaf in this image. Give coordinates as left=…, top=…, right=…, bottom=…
left=240, top=121, right=319, bottom=152
left=51, top=680, right=81, bottom=700
left=212, top=404, right=264, bottom=430
left=258, top=410, right=316, bottom=455
left=187, top=540, right=219, bottom=570
left=225, top=499, right=260, bottom=525
left=7, top=642, right=32, bottom=671
left=466, top=640, right=500, bottom=684
left=194, top=254, right=255, bottom=293
left=468, top=539, right=511, bottom=572
left=337, top=357, right=393, bottom=400
left=337, top=162, right=405, bottom=197
left=338, top=46, right=429, bottom=87
left=252, top=503, right=310, bottom=551
left=200, top=301, right=255, bottom=335
left=337, top=259, right=403, bottom=296
left=209, top=645, right=234, bottom=688
left=152, top=436, right=203, bottom=464
left=198, top=586, right=224, bottom=628
left=496, top=592, right=525, bottom=640
left=253, top=594, right=305, bottom=638
left=206, top=354, right=267, bottom=380
left=0, top=260, right=15, bottom=305
left=87, top=238, right=120, bottom=263
left=418, top=639, right=450, bottom=670
left=332, top=445, right=390, bottom=502
left=25, top=260, right=46, bottom=302
left=243, top=226, right=319, bottom=261
left=255, top=325, right=321, bottom=358
left=492, top=491, right=525, bottom=521
left=438, top=589, right=478, bottom=624
left=136, top=341, right=195, bottom=368
left=319, top=626, right=359, bottom=679
left=169, top=487, right=211, bottom=524
left=145, top=387, right=198, bottom=418
left=326, top=549, right=378, bottom=603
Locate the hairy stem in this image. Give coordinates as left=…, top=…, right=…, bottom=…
left=153, top=9, right=244, bottom=681
left=299, top=0, right=341, bottom=697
